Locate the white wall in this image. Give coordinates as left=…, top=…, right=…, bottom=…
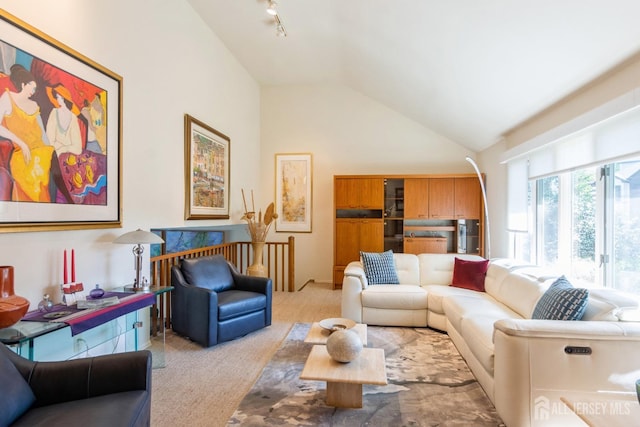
left=0, top=0, right=261, bottom=306
left=260, top=84, right=479, bottom=284
left=0, top=1, right=500, bottom=304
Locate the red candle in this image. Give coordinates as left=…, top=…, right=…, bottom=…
left=71, top=249, right=75, bottom=283
left=63, top=249, right=68, bottom=283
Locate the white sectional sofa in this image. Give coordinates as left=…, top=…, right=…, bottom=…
left=341, top=253, right=640, bottom=427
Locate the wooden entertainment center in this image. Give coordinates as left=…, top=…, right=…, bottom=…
left=333, top=174, right=485, bottom=288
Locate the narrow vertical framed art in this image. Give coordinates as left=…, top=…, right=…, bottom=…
left=275, top=153, right=312, bottom=232
left=184, top=114, right=230, bottom=220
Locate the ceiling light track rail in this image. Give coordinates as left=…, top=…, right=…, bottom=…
left=266, top=0, right=287, bottom=37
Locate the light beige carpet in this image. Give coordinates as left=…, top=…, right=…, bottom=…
left=151, top=281, right=501, bottom=427
left=151, top=281, right=342, bottom=427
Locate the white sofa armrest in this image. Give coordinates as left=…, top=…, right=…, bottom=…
left=341, top=261, right=367, bottom=322
left=493, top=318, right=640, bottom=427
left=494, top=318, right=640, bottom=340
left=344, top=261, right=368, bottom=288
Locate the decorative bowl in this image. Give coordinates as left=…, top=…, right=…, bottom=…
left=0, top=296, right=29, bottom=328
left=319, top=317, right=356, bottom=332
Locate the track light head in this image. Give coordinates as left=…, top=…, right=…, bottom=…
left=266, top=1, right=278, bottom=16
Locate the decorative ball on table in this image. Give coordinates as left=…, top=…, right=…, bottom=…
left=89, top=284, right=105, bottom=299
left=326, top=329, right=363, bottom=363
left=38, top=294, right=54, bottom=312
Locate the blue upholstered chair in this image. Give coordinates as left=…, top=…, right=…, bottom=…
left=0, top=343, right=151, bottom=426
left=170, top=255, right=272, bottom=347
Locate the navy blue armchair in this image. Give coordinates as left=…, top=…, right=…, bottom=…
left=0, top=343, right=151, bottom=427
left=171, top=255, right=272, bottom=347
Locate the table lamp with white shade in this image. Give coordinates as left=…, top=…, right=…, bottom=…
left=113, top=229, right=164, bottom=291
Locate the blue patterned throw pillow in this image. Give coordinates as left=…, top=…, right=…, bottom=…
left=360, top=250, right=400, bottom=285
left=532, top=276, right=589, bottom=320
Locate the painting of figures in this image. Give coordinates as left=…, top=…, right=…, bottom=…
left=0, top=10, right=121, bottom=231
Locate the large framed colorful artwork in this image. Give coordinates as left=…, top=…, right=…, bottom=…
left=184, top=114, right=230, bottom=220
left=0, top=10, right=122, bottom=232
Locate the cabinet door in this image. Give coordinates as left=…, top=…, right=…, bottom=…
left=359, top=178, right=384, bottom=209
left=404, top=178, right=429, bottom=219
left=429, top=178, right=455, bottom=218
left=335, top=178, right=383, bottom=209
left=454, top=177, right=482, bottom=219
left=358, top=219, right=384, bottom=253
left=404, top=237, right=447, bottom=254
left=335, top=219, right=361, bottom=265
left=335, top=219, right=383, bottom=266
left=334, top=178, right=354, bottom=208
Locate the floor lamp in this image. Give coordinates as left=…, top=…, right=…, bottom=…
left=465, top=157, right=490, bottom=259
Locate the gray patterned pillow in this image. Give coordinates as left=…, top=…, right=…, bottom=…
left=532, top=276, right=589, bottom=320
left=360, top=250, right=400, bottom=285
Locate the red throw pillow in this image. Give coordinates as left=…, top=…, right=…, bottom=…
left=451, top=258, right=490, bottom=292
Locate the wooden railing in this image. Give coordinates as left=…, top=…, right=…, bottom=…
left=149, top=236, right=295, bottom=292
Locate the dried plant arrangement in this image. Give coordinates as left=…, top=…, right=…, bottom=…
left=241, top=189, right=278, bottom=242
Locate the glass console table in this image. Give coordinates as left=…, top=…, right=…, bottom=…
left=105, top=285, right=174, bottom=368
left=0, top=321, right=66, bottom=360
left=0, top=287, right=172, bottom=367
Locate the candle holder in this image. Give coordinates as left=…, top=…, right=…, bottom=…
left=61, top=249, right=84, bottom=305
left=61, top=282, right=84, bottom=306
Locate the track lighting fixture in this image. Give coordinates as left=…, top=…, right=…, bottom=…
left=275, top=15, right=287, bottom=37
left=265, top=0, right=287, bottom=37
left=266, top=1, right=278, bottom=16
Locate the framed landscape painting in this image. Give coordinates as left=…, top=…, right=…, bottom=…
left=275, top=153, right=312, bottom=232
left=0, top=10, right=122, bottom=232
left=184, top=114, right=230, bottom=219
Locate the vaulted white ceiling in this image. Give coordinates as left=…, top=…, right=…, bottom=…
left=187, top=0, right=640, bottom=151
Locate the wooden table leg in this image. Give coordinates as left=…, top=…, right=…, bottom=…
left=326, top=382, right=363, bottom=408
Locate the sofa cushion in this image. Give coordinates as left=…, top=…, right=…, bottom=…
left=424, top=284, right=489, bottom=316
left=490, top=269, right=549, bottom=318
left=582, top=288, right=640, bottom=321
left=180, top=255, right=234, bottom=292
left=361, top=285, right=428, bottom=310
left=451, top=257, right=490, bottom=292
left=393, top=253, right=420, bottom=285
left=417, top=253, right=484, bottom=286
left=11, top=390, right=149, bottom=427
left=532, top=276, right=589, bottom=321
left=217, top=290, right=266, bottom=321
left=360, top=250, right=399, bottom=285
left=461, top=316, right=497, bottom=375
left=443, top=294, right=521, bottom=334
left=0, top=349, right=35, bottom=426
left=484, top=258, right=530, bottom=296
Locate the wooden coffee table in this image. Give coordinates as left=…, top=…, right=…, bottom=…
left=305, top=322, right=368, bottom=345
left=300, top=345, right=387, bottom=408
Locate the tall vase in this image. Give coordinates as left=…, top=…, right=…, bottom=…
left=247, top=241, right=267, bottom=277
left=0, top=266, right=30, bottom=328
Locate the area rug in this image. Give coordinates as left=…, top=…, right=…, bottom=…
left=228, top=323, right=504, bottom=426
